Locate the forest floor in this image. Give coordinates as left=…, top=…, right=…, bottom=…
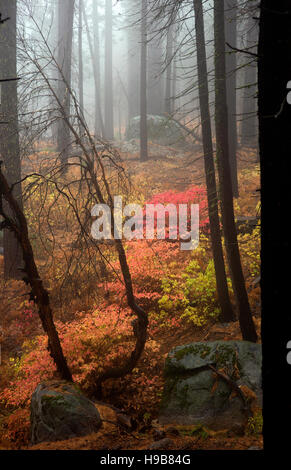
left=0, top=140, right=262, bottom=451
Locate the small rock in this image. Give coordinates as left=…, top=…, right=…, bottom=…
left=149, top=438, right=174, bottom=450
left=248, top=446, right=262, bottom=450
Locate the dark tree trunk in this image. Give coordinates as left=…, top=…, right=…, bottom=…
left=140, top=0, right=148, bottom=162
left=0, top=0, right=23, bottom=280
left=241, top=14, right=258, bottom=148
left=225, top=0, right=239, bottom=197
left=0, top=167, right=72, bottom=382
left=258, top=0, right=291, bottom=449
left=193, top=0, right=235, bottom=323
left=214, top=0, right=257, bottom=342
left=57, top=0, right=75, bottom=164
left=105, top=0, right=114, bottom=140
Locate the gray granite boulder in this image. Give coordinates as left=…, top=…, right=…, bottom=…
left=30, top=380, right=102, bottom=444
left=159, top=340, right=262, bottom=430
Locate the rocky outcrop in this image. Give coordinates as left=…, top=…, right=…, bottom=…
left=30, top=380, right=102, bottom=445
left=159, top=340, right=262, bottom=430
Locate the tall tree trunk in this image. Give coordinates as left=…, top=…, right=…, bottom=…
left=165, top=22, right=173, bottom=115
left=93, top=0, right=103, bottom=137
left=0, top=0, right=23, bottom=280
left=258, top=0, right=291, bottom=449
left=57, top=0, right=75, bottom=164
left=241, top=14, right=258, bottom=148
left=214, top=0, right=257, bottom=342
left=147, top=24, right=163, bottom=116
left=225, top=0, right=239, bottom=197
left=140, top=0, right=148, bottom=162
left=78, top=0, right=84, bottom=133
left=193, top=0, right=235, bottom=323
left=82, top=1, right=105, bottom=138
left=105, top=0, right=114, bottom=140
left=127, top=23, right=140, bottom=122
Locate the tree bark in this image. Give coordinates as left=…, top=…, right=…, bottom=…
left=164, top=22, right=173, bottom=115
left=140, top=0, right=148, bottom=162
left=105, top=0, right=114, bottom=140
left=92, top=0, right=102, bottom=137
left=127, top=22, right=140, bottom=121
left=241, top=14, right=258, bottom=148
left=0, top=0, right=23, bottom=280
left=214, top=0, right=257, bottom=342
left=78, top=0, right=84, bottom=134
left=57, top=0, right=75, bottom=164
left=225, top=0, right=239, bottom=197
left=193, top=0, right=235, bottom=323
left=82, top=1, right=105, bottom=138
left=0, top=167, right=72, bottom=382
left=147, top=21, right=163, bottom=116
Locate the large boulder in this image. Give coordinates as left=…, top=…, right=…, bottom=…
left=30, top=380, right=102, bottom=445
left=159, top=340, right=262, bottom=430
left=126, top=115, right=185, bottom=146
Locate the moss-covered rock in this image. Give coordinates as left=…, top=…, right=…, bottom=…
left=160, top=340, right=262, bottom=430
left=30, top=380, right=102, bottom=444
left=126, top=115, right=185, bottom=146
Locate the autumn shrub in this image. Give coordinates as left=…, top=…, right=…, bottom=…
left=155, top=241, right=233, bottom=327
left=1, top=409, right=30, bottom=446
left=237, top=226, right=260, bottom=279
left=144, top=186, right=209, bottom=239
left=246, top=409, right=263, bottom=436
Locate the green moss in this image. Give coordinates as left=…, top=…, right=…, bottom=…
left=174, top=344, right=211, bottom=361
left=41, top=394, right=68, bottom=407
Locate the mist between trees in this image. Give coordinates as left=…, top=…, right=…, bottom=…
left=0, top=0, right=260, bottom=397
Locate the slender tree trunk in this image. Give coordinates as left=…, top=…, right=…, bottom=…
left=82, top=2, right=105, bottom=138
left=0, top=0, right=23, bottom=280
left=57, top=0, right=75, bottom=164
left=127, top=24, right=140, bottom=121
left=193, top=0, right=235, bottom=323
left=93, top=0, right=102, bottom=137
left=140, top=0, right=148, bottom=162
left=241, top=14, right=258, bottom=148
left=105, top=0, right=114, bottom=140
left=258, top=0, right=291, bottom=449
left=147, top=20, right=163, bottom=116
left=78, top=0, right=84, bottom=134
left=165, top=22, right=173, bottom=115
left=214, top=0, right=257, bottom=342
left=225, top=0, right=239, bottom=197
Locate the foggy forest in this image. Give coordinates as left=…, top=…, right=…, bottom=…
left=0, top=0, right=288, bottom=455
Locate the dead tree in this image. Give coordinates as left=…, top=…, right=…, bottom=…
left=0, top=163, right=72, bottom=381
